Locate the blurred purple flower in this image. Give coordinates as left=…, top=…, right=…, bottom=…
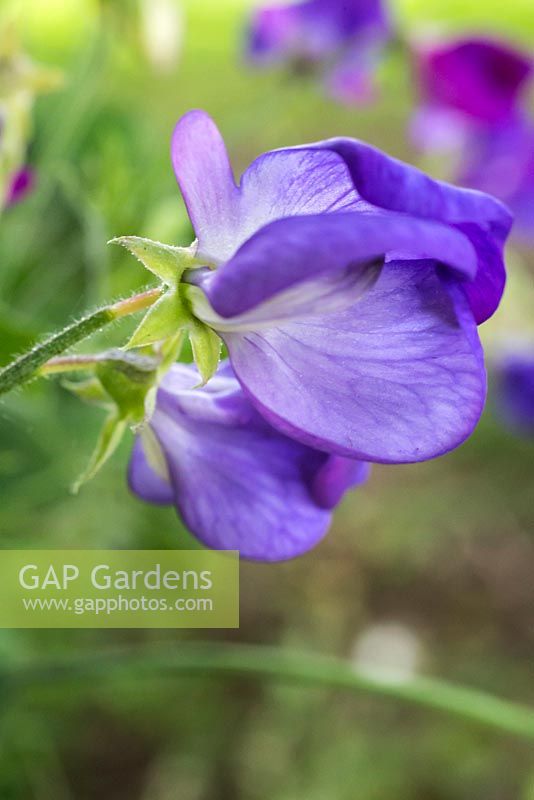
left=496, top=352, right=534, bottom=433
left=129, top=361, right=369, bottom=560
left=5, top=166, right=35, bottom=207
left=171, top=110, right=511, bottom=465
left=247, top=0, right=391, bottom=103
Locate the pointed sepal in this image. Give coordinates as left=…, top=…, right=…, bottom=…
left=139, top=426, right=170, bottom=483
left=188, top=318, right=221, bottom=386
left=109, top=236, right=198, bottom=287
left=157, top=330, right=186, bottom=375
left=71, top=412, right=128, bottom=494
left=126, top=290, right=189, bottom=349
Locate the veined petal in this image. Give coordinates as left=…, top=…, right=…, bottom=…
left=203, top=212, right=477, bottom=319
left=273, top=137, right=512, bottom=234
left=171, top=110, right=239, bottom=263
left=172, top=111, right=364, bottom=263
left=187, top=259, right=382, bottom=332
left=127, top=363, right=369, bottom=560
left=171, top=111, right=511, bottom=323
left=280, top=136, right=513, bottom=323
left=234, top=148, right=363, bottom=255
left=223, top=260, right=486, bottom=463
left=152, top=408, right=332, bottom=560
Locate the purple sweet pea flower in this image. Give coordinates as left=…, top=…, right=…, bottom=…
left=129, top=361, right=369, bottom=560
left=496, top=352, right=534, bottom=433
left=247, top=0, right=390, bottom=103
left=171, top=110, right=511, bottom=465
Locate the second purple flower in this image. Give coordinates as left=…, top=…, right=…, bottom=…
left=246, top=0, right=391, bottom=103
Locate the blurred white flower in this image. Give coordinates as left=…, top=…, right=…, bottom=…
left=139, top=0, right=184, bottom=72
left=351, top=622, right=422, bottom=683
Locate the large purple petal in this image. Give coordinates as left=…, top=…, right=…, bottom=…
left=171, top=112, right=511, bottom=323
left=235, top=148, right=363, bottom=252
left=128, top=363, right=368, bottom=561
left=280, top=136, right=512, bottom=323
left=189, top=260, right=381, bottom=332
left=202, top=212, right=477, bottom=319
left=152, top=410, right=331, bottom=560
left=172, top=110, right=366, bottom=262
left=171, top=110, right=239, bottom=263
left=223, top=260, right=486, bottom=463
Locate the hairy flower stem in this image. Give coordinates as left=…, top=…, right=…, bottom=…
left=5, top=642, right=534, bottom=741
left=0, top=288, right=162, bottom=397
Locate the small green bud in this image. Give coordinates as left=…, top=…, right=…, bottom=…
left=71, top=350, right=163, bottom=491
left=95, top=349, right=160, bottom=425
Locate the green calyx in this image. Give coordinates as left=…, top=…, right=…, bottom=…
left=67, top=230, right=228, bottom=493
left=111, top=235, right=221, bottom=384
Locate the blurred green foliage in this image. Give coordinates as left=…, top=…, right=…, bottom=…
left=0, top=0, right=533, bottom=798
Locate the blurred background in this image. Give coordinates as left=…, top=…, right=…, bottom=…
left=0, top=0, right=534, bottom=797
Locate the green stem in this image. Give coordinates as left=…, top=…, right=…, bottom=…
left=0, top=288, right=161, bottom=397
left=8, top=643, right=534, bottom=741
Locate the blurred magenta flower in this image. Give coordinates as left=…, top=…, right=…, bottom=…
left=171, top=110, right=511, bottom=465
left=5, top=166, right=34, bottom=207
left=129, top=361, right=369, bottom=560
left=247, top=0, right=391, bottom=103
left=413, top=38, right=533, bottom=133
left=496, top=352, right=534, bottom=433
left=411, top=37, right=534, bottom=241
